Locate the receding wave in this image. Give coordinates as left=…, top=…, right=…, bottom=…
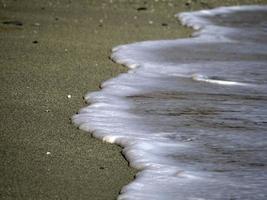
left=73, top=5, right=267, bottom=200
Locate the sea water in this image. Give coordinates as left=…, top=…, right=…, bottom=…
left=73, top=5, right=267, bottom=200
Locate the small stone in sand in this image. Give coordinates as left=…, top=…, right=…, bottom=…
left=67, top=94, right=72, bottom=99
left=137, top=7, right=147, bottom=11
left=32, top=40, right=38, bottom=44
left=46, top=152, right=51, bottom=155
left=185, top=0, right=192, bottom=6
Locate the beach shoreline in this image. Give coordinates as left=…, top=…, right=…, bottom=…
left=1, top=0, right=267, bottom=199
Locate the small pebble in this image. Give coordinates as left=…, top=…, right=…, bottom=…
left=32, top=40, right=38, bottom=44
left=67, top=94, right=71, bottom=99
left=137, top=7, right=147, bottom=11
left=46, top=152, right=51, bottom=155
left=185, top=0, right=192, bottom=6
left=34, top=22, right=40, bottom=26
left=148, top=20, right=154, bottom=25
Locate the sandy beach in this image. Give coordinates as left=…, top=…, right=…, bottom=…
left=1, top=0, right=266, bottom=199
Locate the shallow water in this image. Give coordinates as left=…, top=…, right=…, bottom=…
left=73, top=5, right=267, bottom=200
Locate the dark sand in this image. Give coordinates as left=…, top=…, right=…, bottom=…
left=1, top=0, right=266, bottom=199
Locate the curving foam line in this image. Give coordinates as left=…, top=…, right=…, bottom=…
left=73, top=5, right=267, bottom=200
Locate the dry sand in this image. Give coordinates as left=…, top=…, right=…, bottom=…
left=1, top=0, right=266, bottom=199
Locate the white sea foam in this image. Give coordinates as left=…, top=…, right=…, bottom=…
left=191, top=74, right=250, bottom=86
left=73, top=5, right=267, bottom=200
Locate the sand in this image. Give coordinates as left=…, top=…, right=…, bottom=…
left=0, top=0, right=266, bottom=199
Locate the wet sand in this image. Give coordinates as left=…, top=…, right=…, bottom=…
left=1, top=0, right=266, bottom=199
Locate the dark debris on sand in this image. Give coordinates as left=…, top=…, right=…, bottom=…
left=2, top=20, right=23, bottom=26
